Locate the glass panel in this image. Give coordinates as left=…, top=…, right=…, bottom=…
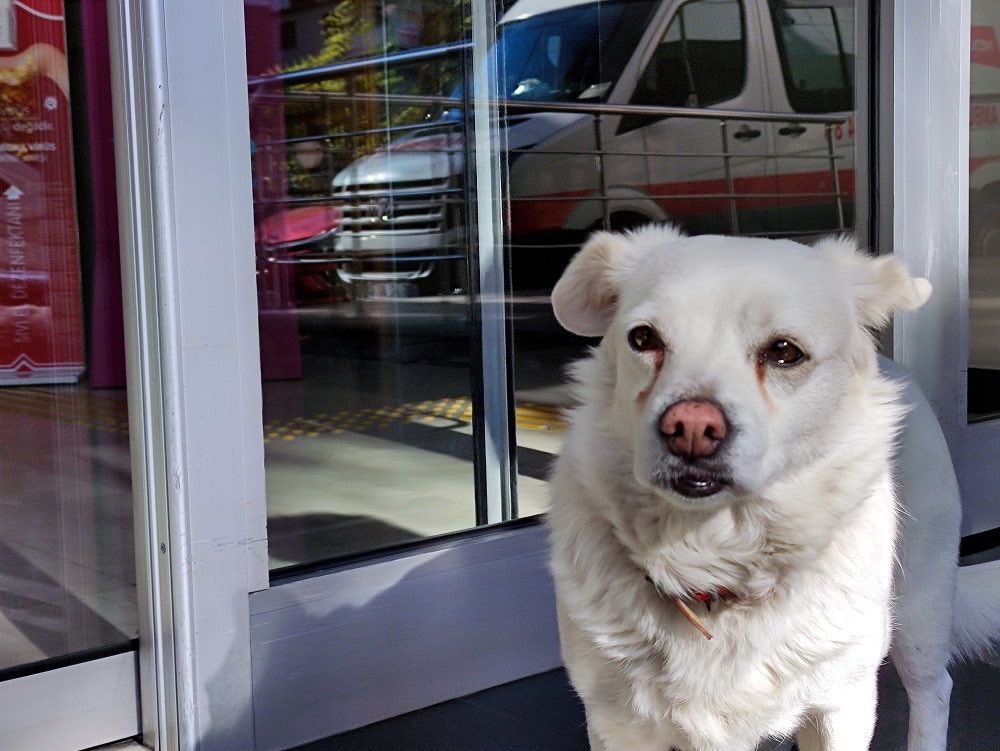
left=770, top=2, right=854, bottom=113
left=508, top=0, right=855, bottom=496
left=767, top=0, right=855, bottom=234
left=0, top=2, right=136, bottom=675
left=246, top=0, right=479, bottom=569
left=248, top=0, right=858, bottom=570
left=969, top=0, right=1000, bottom=420
left=630, top=0, right=746, bottom=109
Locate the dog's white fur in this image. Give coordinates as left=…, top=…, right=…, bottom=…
left=548, top=226, right=1000, bottom=751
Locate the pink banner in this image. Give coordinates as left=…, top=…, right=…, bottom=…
left=973, top=25, right=1000, bottom=69
left=246, top=2, right=303, bottom=381
left=82, top=0, right=125, bottom=388
left=0, top=0, right=84, bottom=384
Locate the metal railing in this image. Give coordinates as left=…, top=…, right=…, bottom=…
left=254, top=92, right=848, bottom=254
left=249, top=36, right=851, bottom=281
left=499, top=98, right=849, bottom=237
left=250, top=36, right=849, bottom=238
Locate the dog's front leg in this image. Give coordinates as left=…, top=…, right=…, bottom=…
left=794, top=676, right=878, bottom=751
left=586, top=722, right=608, bottom=751
left=583, top=709, right=664, bottom=751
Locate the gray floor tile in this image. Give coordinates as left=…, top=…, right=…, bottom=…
left=297, top=658, right=1000, bottom=751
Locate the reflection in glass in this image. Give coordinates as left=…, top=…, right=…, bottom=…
left=969, top=0, right=1000, bottom=419
left=248, top=0, right=857, bottom=570
left=247, top=0, right=480, bottom=568
left=0, top=3, right=135, bottom=674
left=771, top=3, right=855, bottom=113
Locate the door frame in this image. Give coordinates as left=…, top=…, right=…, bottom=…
left=106, top=0, right=552, bottom=748
left=890, top=0, right=1000, bottom=536
left=0, top=653, right=138, bottom=750
left=107, top=0, right=268, bottom=747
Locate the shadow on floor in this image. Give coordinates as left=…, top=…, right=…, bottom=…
left=290, top=669, right=589, bottom=751
left=267, top=513, right=426, bottom=569
left=291, top=656, right=1000, bottom=751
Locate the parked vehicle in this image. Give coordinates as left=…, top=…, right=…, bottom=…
left=255, top=203, right=346, bottom=306
left=327, top=0, right=855, bottom=297
left=293, top=0, right=1000, bottom=303
left=968, top=0, right=1000, bottom=371
left=971, top=2, right=1000, bottom=258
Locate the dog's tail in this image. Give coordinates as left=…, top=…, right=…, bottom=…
left=951, top=559, right=1000, bottom=662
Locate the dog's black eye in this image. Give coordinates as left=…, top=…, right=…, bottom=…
left=760, top=338, right=806, bottom=366
left=627, top=325, right=664, bottom=352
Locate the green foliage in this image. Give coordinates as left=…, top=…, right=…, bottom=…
left=280, top=0, right=469, bottom=187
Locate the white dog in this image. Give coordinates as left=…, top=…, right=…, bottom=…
left=547, top=225, right=1000, bottom=751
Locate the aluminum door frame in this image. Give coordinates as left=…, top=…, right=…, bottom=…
left=106, top=0, right=546, bottom=748
left=107, top=0, right=268, bottom=748
left=891, top=0, right=1000, bottom=535
left=0, top=653, right=138, bottom=751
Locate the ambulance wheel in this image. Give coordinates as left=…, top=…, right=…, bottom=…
left=591, top=211, right=654, bottom=233
left=971, top=202, right=1000, bottom=258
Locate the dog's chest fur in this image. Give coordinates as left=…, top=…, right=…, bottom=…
left=551, top=469, right=894, bottom=749
left=553, top=487, right=832, bottom=745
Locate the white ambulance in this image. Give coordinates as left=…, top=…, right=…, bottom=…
left=969, top=0, right=1000, bottom=371
left=971, top=1, right=1000, bottom=258
left=328, top=0, right=854, bottom=295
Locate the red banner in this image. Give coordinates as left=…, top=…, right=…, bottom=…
left=973, top=25, right=1000, bottom=69
left=0, top=0, right=83, bottom=384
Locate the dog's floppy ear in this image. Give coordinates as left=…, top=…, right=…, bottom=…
left=813, top=236, right=932, bottom=329
left=550, top=230, right=644, bottom=337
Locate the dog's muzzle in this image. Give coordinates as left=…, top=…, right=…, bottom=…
left=658, top=399, right=732, bottom=498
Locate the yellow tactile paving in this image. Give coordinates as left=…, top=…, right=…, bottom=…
left=0, top=387, right=566, bottom=444
left=263, top=398, right=565, bottom=444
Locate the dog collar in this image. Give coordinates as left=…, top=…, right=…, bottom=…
left=645, top=575, right=736, bottom=641
left=688, top=587, right=735, bottom=606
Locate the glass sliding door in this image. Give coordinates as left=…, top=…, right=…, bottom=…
left=963, top=0, right=1000, bottom=535
left=0, top=2, right=138, bottom=748
left=893, top=0, right=1000, bottom=537
left=248, top=1, right=491, bottom=569
left=243, top=2, right=871, bottom=749
left=969, top=0, right=1000, bottom=421
left=244, top=0, right=862, bottom=571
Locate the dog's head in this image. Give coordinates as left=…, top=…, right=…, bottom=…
left=552, top=226, right=931, bottom=510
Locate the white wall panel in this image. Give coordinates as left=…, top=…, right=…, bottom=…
left=0, top=653, right=138, bottom=751
left=250, top=524, right=561, bottom=751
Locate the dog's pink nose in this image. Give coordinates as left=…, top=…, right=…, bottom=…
left=660, top=400, right=727, bottom=459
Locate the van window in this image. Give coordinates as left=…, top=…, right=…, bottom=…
left=496, top=0, right=657, bottom=103
left=769, top=0, right=855, bottom=113
left=631, top=0, right=746, bottom=109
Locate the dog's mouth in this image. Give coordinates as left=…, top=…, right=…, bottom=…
left=668, top=469, right=731, bottom=499
left=647, top=444, right=736, bottom=502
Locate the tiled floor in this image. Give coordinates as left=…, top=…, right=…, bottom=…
left=292, top=658, right=1000, bottom=751
left=0, top=386, right=136, bottom=674
left=291, top=669, right=590, bottom=751
left=262, top=345, right=567, bottom=567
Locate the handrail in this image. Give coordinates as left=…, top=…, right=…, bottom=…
left=248, top=44, right=844, bottom=125
left=253, top=92, right=850, bottom=267
left=500, top=99, right=846, bottom=125
left=252, top=87, right=847, bottom=127
left=248, top=40, right=473, bottom=88
left=250, top=95, right=847, bottom=153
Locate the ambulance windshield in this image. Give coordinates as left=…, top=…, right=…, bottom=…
left=496, top=0, right=657, bottom=102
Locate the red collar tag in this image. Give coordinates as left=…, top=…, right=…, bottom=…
left=689, top=587, right=735, bottom=604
